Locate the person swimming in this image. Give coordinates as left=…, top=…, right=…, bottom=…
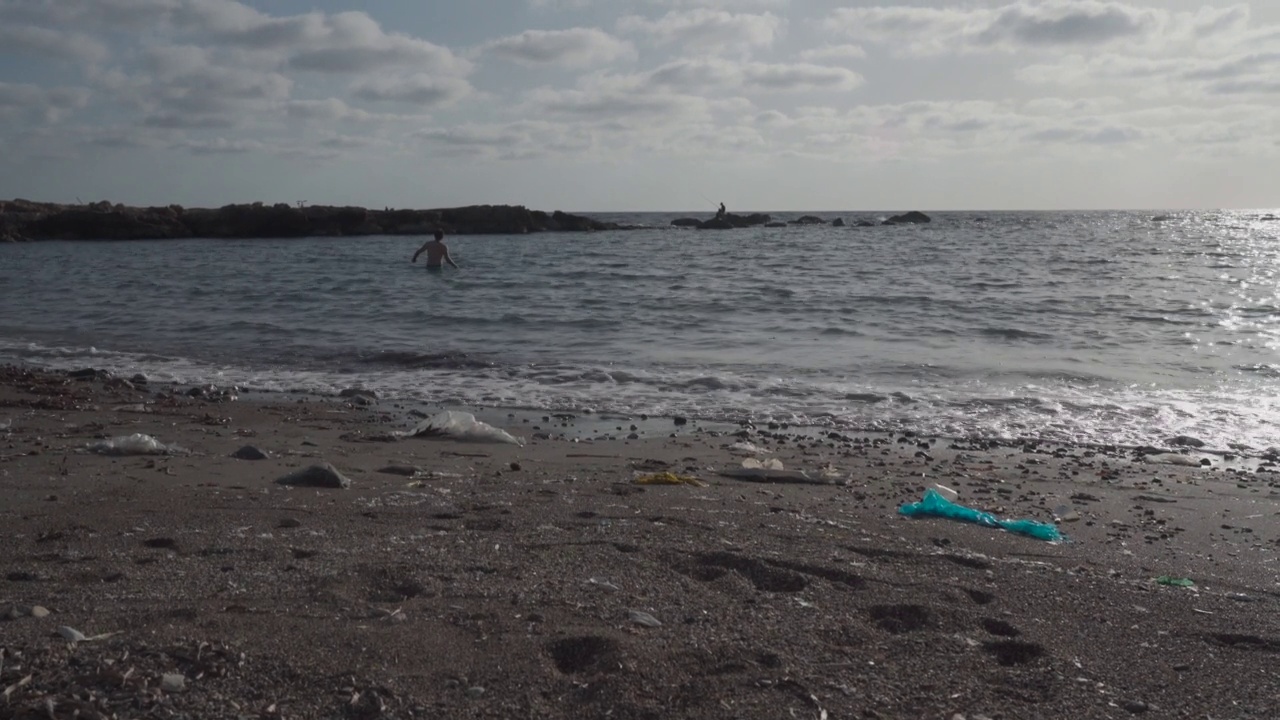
left=410, top=229, right=459, bottom=269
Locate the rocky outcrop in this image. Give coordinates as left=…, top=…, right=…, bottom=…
left=789, top=216, right=826, bottom=225
left=670, top=218, right=702, bottom=227
left=831, top=218, right=845, bottom=227
left=0, top=199, right=625, bottom=241
left=695, top=212, right=772, bottom=230
left=764, top=222, right=787, bottom=228
left=883, top=211, right=931, bottom=225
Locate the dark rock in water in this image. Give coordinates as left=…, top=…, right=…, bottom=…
left=275, top=462, right=352, bottom=489
left=339, top=388, right=377, bottom=400
left=671, top=217, right=702, bottom=227
left=696, top=212, right=772, bottom=230
left=883, top=211, right=931, bottom=225
left=831, top=218, right=845, bottom=227
left=789, top=215, right=826, bottom=225
left=673, top=416, right=689, bottom=426
left=1168, top=435, right=1206, bottom=448
left=1151, top=215, right=1173, bottom=222
left=855, top=221, right=876, bottom=227
left=67, top=368, right=104, bottom=379
left=765, top=222, right=787, bottom=228
left=231, top=445, right=269, bottom=460
left=0, top=199, right=627, bottom=240
left=130, top=373, right=148, bottom=385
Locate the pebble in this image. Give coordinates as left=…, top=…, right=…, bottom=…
left=628, top=609, right=662, bottom=628
left=29, top=605, right=50, bottom=618
left=1120, top=699, right=1149, bottom=714
left=161, top=673, right=186, bottom=693
left=58, top=626, right=87, bottom=642
left=466, top=686, right=485, bottom=699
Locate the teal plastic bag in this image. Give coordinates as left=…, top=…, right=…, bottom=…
left=899, top=489, right=1064, bottom=542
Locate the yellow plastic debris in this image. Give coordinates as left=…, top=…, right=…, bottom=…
left=634, top=472, right=706, bottom=487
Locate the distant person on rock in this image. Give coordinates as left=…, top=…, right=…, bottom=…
left=411, top=230, right=459, bottom=269
left=716, top=202, right=726, bottom=219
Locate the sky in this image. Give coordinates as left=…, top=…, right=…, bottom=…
left=1, top=0, right=1279, bottom=211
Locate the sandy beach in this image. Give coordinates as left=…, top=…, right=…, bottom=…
left=1, top=365, right=1277, bottom=719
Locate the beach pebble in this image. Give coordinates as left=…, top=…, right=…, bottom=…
left=275, top=462, right=352, bottom=489
left=628, top=609, right=662, bottom=628
left=1167, top=435, right=1205, bottom=448
left=377, top=465, right=422, bottom=476
left=4, top=606, right=22, bottom=621
left=466, top=686, right=485, bottom=699
left=231, top=445, right=269, bottom=460
left=29, top=605, right=50, bottom=618
left=161, top=673, right=186, bottom=693
left=339, top=388, right=378, bottom=401
left=1120, top=699, right=1149, bottom=714
left=58, top=626, right=87, bottom=642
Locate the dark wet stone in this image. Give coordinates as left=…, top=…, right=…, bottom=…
left=275, top=462, right=352, bottom=489
left=231, top=445, right=269, bottom=460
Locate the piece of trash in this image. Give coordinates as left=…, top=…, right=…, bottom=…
left=88, top=433, right=181, bottom=456
left=634, top=472, right=706, bottom=487
left=628, top=609, right=662, bottom=628
left=1155, top=576, right=1195, bottom=587
left=719, top=466, right=827, bottom=485
left=898, top=488, right=1063, bottom=542
left=400, top=411, right=523, bottom=446
left=727, top=441, right=766, bottom=455
left=1144, top=453, right=1201, bottom=467
left=57, top=626, right=87, bottom=642
left=742, top=457, right=783, bottom=470
left=932, top=483, right=959, bottom=502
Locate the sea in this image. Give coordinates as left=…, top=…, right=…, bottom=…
left=2, top=210, right=1279, bottom=453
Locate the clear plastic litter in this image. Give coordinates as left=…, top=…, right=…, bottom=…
left=634, top=471, right=706, bottom=487
left=898, top=488, right=1064, bottom=542
left=742, top=457, right=783, bottom=470
left=400, top=411, right=524, bottom=446
left=88, top=433, right=182, bottom=456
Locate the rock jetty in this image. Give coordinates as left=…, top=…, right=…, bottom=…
left=0, top=199, right=623, bottom=241
left=670, top=212, right=772, bottom=230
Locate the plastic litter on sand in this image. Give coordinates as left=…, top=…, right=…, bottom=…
left=400, top=411, right=524, bottom=446
left=88, top=433, right=182, bottom=456
left=898, top=488, right=1064, bottom=542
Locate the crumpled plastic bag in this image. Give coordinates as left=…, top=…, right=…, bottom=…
left=401, top=411, right=524, bottom=446
left=742, top=457, right=783, bottom=470
left=898, top=488, right=1063, bottom=542
left=89, top=433, right=182, bottom=456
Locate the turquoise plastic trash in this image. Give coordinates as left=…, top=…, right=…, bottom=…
left=899, top=489, right=1064, bottom=542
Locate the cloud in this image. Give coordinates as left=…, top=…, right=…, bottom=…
left=285, top=98, right=374, bottom=121
left=609, top=57, right=862, bottom=93
left=798, top=44, right=866, bottom=63
left=286, top=13, right=471, bottom=75
left=618, top=9, right=782, bottom=53
left=178, top=137, right=263, bottom=154
left=481, top=28, right=635, bottom=68
left=0, top=82, right=91, bottom=122
left=821, top=2, right=1239, bottom=56
left=351, top=75, right=472, bottom=106
left=0, top=24, right=110, bottom=64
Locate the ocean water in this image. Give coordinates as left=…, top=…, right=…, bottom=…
left=2, top=210, right=1279, bottom=452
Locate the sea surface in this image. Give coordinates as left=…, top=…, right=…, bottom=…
left=3, top=210, right=1279, bottom=452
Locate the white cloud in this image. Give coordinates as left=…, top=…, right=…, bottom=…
left=351, top=75, right=472, bottom=107
left=0, top=24, right=110, bottom=64
left=618, top=9, right=782, bottom=54
left=798, top=44, right=866, bottom=63
left=481, top=28, right=635, bottom=68
left=822, top=2, right=1256, bottom=57
left=0, top=82, right=91, bottom=122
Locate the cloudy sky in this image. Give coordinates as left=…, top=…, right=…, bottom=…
left=2, top=0, right=1278, bottom=211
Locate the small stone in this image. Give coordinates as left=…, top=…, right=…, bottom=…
left=58, top=626, right=87, bottom=642
left=466, top=686, right=485, bottom=699
left=377, top=465, right=421, bottom=476
left=510, top=462, right=521, bottom=471
left=4, top=606, right=22, bottom=621
left=1120, top=699, right=1148, bottom=714
left=231, top=445, right=269, bottom=460
left=673, top=416, right=688, bottom=426
left=628, top=609, right=662, bottom=628
left=951, top=714, right=967, bottom=720
left=1060, top=511, right=1081, bottom=522
left=275, top=462, right=352, bottom=489
left=161, top=673, right=186, bottom=693
left=277, top=517, right=301, bottom=529
left=29, top=605, right=50, bottom=618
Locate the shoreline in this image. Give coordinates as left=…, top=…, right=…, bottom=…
left=2, top=364, right=1278, bottom=717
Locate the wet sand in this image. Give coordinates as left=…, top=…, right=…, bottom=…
left=1, top=365, right=1277, bottom=719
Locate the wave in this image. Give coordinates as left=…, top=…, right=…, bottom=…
left=977, top=327, right=1055, bottom=341
left=354, top=350, right=498, bottom=370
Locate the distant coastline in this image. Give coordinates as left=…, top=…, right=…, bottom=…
left=0, top=199, right=625, bottom=242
